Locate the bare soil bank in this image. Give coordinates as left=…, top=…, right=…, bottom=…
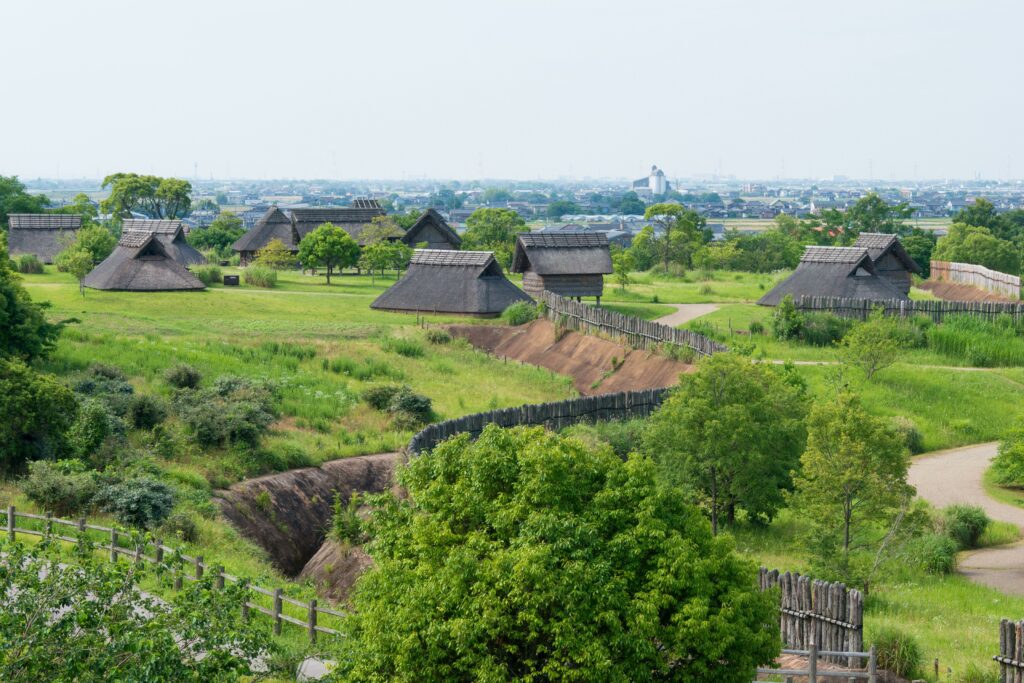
left=298, top=539, right=374, bottom=604
left=448, top=318, right=693, bottom=395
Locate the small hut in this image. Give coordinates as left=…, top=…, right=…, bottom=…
left=852, top=232, right=921, bottom=295
left=402, top=209, right=461, bottom=250
left=122, top=219, right=206, bottom=266
left=757, top=246, right=907, bottom=306
left=371, top=249, right=530, bottom=316
left=232, top=207, right=297, bottom=266
left=8, top=214, right=82, bottom=263
left=290, top=200, right=386, bottom=244
left=511, top=232, right=613, bottom=302
left=83, top=231, right=205, bottom=291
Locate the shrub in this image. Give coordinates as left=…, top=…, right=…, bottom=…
left=21, top=460, right=98, bottom=517
left=332, top=493, right=367, bottom=545
left=943, top=504, right=989, bottom=550
left=173, top=376, right=276, bottom=448
left=908, top=532, right=958, bottom=574
left=388, top=386, right=434, bottom=428
left=89, top=363, right=126, bottom=381
left=501, top=301, right=538, bottom=326
left=748, top=320, right=765, bottom=336
left=159, top=511, right=199, bottom=543
left=363, top=384, right=403, bottom=411
left=993, top=424, right=1024, bottom=487
left=771, top=295, right=804, bottom=340
left=191, top=264, right=222, bottom=286
left=698, top=284, right=714, bottom=296
left=799, top=312, right=853, bottom=346
left=872, top=627, right=923, bottom=679
left=67, top=398, right=117, bottom=458
left=15, top=254, right=43, bottom=274
left=128, top=394, right=167, bottom=430
left=381, top=337, right=424, bottom=358
left=96, top=477, right=175, bottom=528
left=165, top=363, right=202, bottom=389
left=890, top=416, right=925, bottom=455
left=425, top=329, right=452, bottom=345
left=242, top=265, right=277, bottom=288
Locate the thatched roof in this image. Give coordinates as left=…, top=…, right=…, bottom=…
left=371, top=249, right=530, bottom=316
left=403, top=209, right=462, bottom=249
left=122, top=219, right=206, bottom=266
left=232, top=207, right=297, bottom=253
left=757, top=246, right=908, bottom=306
left=511, top=232, right=613, bottom=276
left=291, top=205, right=386, bottom=240
left=8, top=214, right=82, bottom=263
left=83, top=232, right=205, bottom=291
left=852, top=232, right=922, bottom=274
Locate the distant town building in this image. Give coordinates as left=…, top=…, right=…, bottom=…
left=632, top=165, right=670, bottom=198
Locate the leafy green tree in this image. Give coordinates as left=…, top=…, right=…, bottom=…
left=932, top=223, right=1020, bottom=274
left=0, top=235, right=62, bottom=361
left=900, top=230, right=936, bottom=277
left=0, top=358, right=77, bottom=470
left=644, top=203, right=708, bottom=272
left=56, top=193, right=99, bottom=224
left=482, top=187, right=513, bottom=204
left=641, top=354, right=808, bottom=533
left=840, top=309, right=905, bottom=381
left=359, top=215, right=405, bottom=245
left=190, top=198, right=219, bottom=213
left=392, top=210, right=420, bottom=230
left=297, top=222, right=360, bottom=284
left=101, top=173, right=192, bottom=220
left=55, top=247, right=94, bottom=296
left=462, top=208, right=528, bottom=266
left=429, top=188, right=462, bottom=211
left=58, top=224, right=116, bottom=265
left=215, top=192, right=229, bottom=205
left=843, top=192, right=914, bottom=236
left=953, top=197, right=1001, bottom=232
left=546, top=199, right=580, bottom=218
left=187, top=212, right=244, bottom=256
left=334, top=425, right=780, bottom=681
left=253, top=238, right=297, bottom=270
left=0, top=176, right=48, bottom=229
left=618, top=190, right=646, bottom=215
left=359, top=241, right=412, bottom=282
left=789, top=392, right=913, bottom=570
left=612, top=249, right=634, bottom=291
left=626, top=225, right=658, bottom=271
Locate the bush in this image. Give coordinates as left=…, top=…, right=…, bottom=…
left=799, top=312, right=853, bottom=346
left=425, top=329, right=452, bottom=345
left=771, top=295, right=804, bottom=340
left=191, top=264, right=222, bottom=286
left=165, top=363, right=202, bottom=389
left=748, top=321, right=765, bottom=336
left=943, top=504, right=989, bottom=549
left=388, top=386, right=434, bottom=428
left=128, top=394, right=167, bottom=430
left=363, top=384, right=403, bottom=411
left=21, top=460, right=98, bottom=517
left=501, top=301, right=538, bottom=326
left=872, top=627, right=923, bottom=679
left=15, top=254, right=43, bottom=274
left=89, top=363, right=126, bottom=381
left=67, top=398, right=117, bottom=458
left=908, top=532, right=958, bottom=574
left=242, top=265, right=277, bottom=288
left=890, top=416, right=925, bottom=455
left=96, top=477, right=175, bottom=529
left=332, top=493, right=367, bottom=545
left=159, top=511, right=199, bottom=543
left=381, top=337, right=424, bottom=358
left=173, top=376, right=276, bottom=448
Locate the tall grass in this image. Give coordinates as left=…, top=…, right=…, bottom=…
left=191, top=264, right=222, bottom=285
left=242, top=265, right=277, bottom=288
left=928, top=315, right=1024, bottom=367
left=16, top=254, right=44, bottom=274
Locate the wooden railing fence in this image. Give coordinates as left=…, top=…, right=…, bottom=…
left=795, top=295, right=1024, bottom=323
left=754, top=645, right=877, bottom=683
left=759, top=568, right=865, bottom=667
left=996, top=619, right=1024, bottom=682
left=539, top=291, right=727, bottom=356
left=0, top=505, right=341, bottom=643
left=408, top=388, right=668, bottom=454
left=932, top=260, right=1021, bottom=300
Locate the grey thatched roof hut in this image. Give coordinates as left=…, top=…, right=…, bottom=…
left=757, top=246, right=908, bottom=306
left=511, top=232, right=613, bottom=301
left=232, top=207, right=297, bottom=266
left=83, top=231, right=205, bottom=291
left=852, top=232, right=921, bottom=295
left=371, top=249, right=530, bottom=316
left=402, top=209, right=461, bottom=250
left=8, top=214, right=82, bottom=263
left=290, top=200, right=386, bottom=244
left=122, top=219, right=206, bottom=266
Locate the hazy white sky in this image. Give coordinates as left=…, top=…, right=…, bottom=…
left=2, top=0, right=1022, bottom=181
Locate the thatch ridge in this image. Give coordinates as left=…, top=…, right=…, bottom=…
left=84, top=233, right=205, bottom=291
left=511, top=231, right=613, bottom=275
left=8, top=214, right=83, bottom=263
left=853, top=232, right=922, bottom=274
left=233, top=207, right=297, bottom=253
left=758, top=245, right=907, bottom=306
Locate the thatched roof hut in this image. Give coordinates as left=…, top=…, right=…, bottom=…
left=122, top=219, right=206, bottom=266
left=757, top=246, right=908, bottom=306
left=290, top=200, right=386, bottom=243
left=232, top=207, right=297, bottom=266
left=852, top=232, right=921, bottom=295
left=371, top=249, right=530, bottom=316
left=8, top=214, right=82, bottom=263
left=511, top=232, right=613, bottom=301
left=402, top=209, right=461, bottom=250
left=83, top=231, right=205, bottom=291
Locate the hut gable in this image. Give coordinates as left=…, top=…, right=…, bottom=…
left=852, top=232, right=921, bottom=295
left=290, top=202, right=386, bottom=242
left=757, top=246, right=907, bottom=306
left=511, top=232, right=613, bottom=300
left=402, top=209, right=461, bottom=250
left=122, top=219, right=206, bottom=266
left=371, top=249, right=530, bottom=316
left=8, top=214, right=82, bottom=263
left=232, top=207, right=297, bottom=265
left=83, top=231, right=205, bottom=291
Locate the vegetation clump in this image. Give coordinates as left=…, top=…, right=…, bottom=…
left=242, top=265, right=277, bottom=288
left=21, top=459, right=98, bottom=516
left=424, top=328, right=451, bottom=345
left=501, top=301, right=538, bottom=326
left=164, top=363, right=202, bottom=389
left=15, top=253, right=43, bottom=274
left=96, top=476, right=175, bottom=528
left=381, top=336, right=424, bottom=358
left=362, top=384, right=434, bottom=429
left=942, top=504, right=990, bottom=550
left=872, top=627, right=923, bottom=679
left=191, top=264, right=222, bottom=286
left=173, top=376, right=276, bottom=448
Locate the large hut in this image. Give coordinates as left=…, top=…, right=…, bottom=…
left=83, top=231, right=205, bottom=291
left=852, top=232, right=921, bottom=295
left=511, top=232, right=613, bottom=302
left=757, top=246, right=907, bottom=306
left=8, top=214, right=82, bottom=263
left=371, top=249, right=530, bottom=316
left=290, top=199, right=387, bottom=245
left=232, top=207, right=297, bottom=266
left=402, top=209, right=461, bottom=250
left=122, top=219, right=206, bottom=266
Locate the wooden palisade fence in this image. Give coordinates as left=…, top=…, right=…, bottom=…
left=759, top=568, right=865, bottom=667
left=409, top=387, right=668, bottom=454
left=795, top=295, right=1024, bottom=323
left=539, top=290, right=727, bottom=356
left=997, top=619, right=1024, bottom=682
left=931, top=260, right=1021, bottom=300
left=1, top=505, right=341, bottom=643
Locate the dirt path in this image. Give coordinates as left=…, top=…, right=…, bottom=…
left=908, top=442, right=1024, bottom=594
left=653, top=303, right=719, bottom=327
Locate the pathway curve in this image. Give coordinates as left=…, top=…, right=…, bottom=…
left=653, top=303, right=719, bottom=327
left=908, top=442, right=1024, bottom=594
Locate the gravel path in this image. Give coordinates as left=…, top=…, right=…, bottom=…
left=653, top=303, right=719, bottom=327
left=908, top=442, right=1024, bottom=594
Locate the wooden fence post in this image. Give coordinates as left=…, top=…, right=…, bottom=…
left=308, top=599, right=317, bottom=643
left=7, top=505, right=14, bottom=542
left=194, top=555, right=203, bottom=580
left=868, top=644, right=877, bottom=683
left=215, top=565, right=225, bottom=590
left=808, top=643, right=817, bottom=683
left=155, top=539, right=164, bottom=564
left=77, top=518, right=86, bottom=548
left=45, top=512, right=53, bottom=538
left=273, top=588, right=283, bottom=636
left=110, top=529, right=118, bottom=563
left=242, top=598, right=250, bottom=622
left=173, top=557, right=183, bottom=591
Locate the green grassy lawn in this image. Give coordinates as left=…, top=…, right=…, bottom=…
left=603, top=269, right=786, bottom=304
